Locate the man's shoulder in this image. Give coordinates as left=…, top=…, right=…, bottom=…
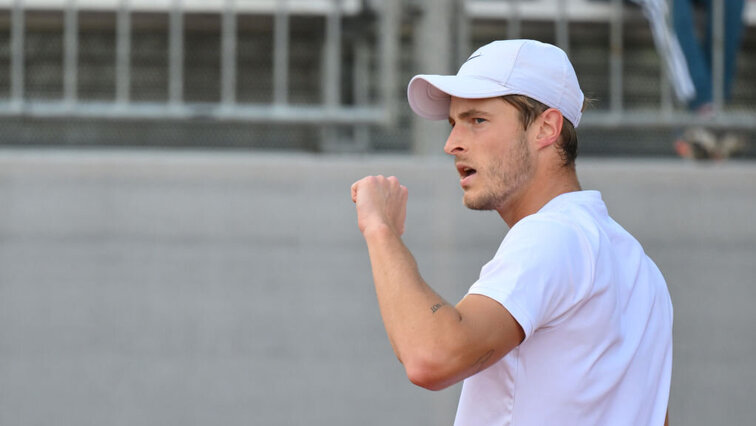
left=501, top=211, right=597, bottom=261
left=511, top=206, right=596, bottom=242
left=516, top=190, right=603, bottom=228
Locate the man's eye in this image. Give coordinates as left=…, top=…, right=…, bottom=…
left=473, top=118, right=486, bottom=124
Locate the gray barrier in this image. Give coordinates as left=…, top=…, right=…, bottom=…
left=0, top=150, right=754, bottom=425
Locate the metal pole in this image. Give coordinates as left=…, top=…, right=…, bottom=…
left=169, top=0, right=184, bottom=105
left=556, top=0, right=569, bottom=56
left=412, top=0, right=453, bottom=154
left=379, top=0, right=399, bottom=124
left=116, top=0, right=131, bottom=104
left=456, top=0, right=470, bottom=65
left=320, top=0, right=343, bottom=151
left=609, top=0, right=624, bottom=114
left=323, top=0, right=342, bottom=108
left=353, top=37, right=370, bottom=151
left=11, top=0, right=24, bottom=108
left=711, top=0, right=724, bottom=115
left=221, top=0, right=237, bottom=106
left=660, top=0, right=673, bottom=114
left=64, top=0, right=78, bottom=106
left=508, top=0, right=521, bottom=39
left=273, top=0, right=290, bottom=105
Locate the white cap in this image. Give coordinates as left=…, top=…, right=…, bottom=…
left=407, top=39, right=585, bottom=127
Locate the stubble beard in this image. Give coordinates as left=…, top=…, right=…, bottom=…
left=463, top=133, right=534, bottom=211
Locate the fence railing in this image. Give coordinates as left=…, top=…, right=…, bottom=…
left=461, top=0, right=756, bottom=130
left=0, top=0, right=753, bottom=150
left=0, top=0, right=400, bottom=127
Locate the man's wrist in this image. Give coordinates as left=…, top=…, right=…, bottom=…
left=362, top=222, right=398, bottom=240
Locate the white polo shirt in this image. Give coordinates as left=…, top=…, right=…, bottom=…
left=454, top=191, right=673, bottom=426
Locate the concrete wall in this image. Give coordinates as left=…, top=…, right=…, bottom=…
left=0, top=150, right=754, bottom=425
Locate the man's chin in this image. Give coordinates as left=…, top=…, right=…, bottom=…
left=463, top=194, right=495, bottom=211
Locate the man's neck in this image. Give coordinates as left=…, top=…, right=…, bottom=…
left=498, top=166, right=581, bottom=227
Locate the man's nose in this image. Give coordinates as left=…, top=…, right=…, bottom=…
left=443, top=126, right=466, bottom=156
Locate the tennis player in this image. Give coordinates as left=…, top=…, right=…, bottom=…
left=351, top=39, right=673, bottom=425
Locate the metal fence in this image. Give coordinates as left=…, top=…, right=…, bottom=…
left=459, top=0, right=756, bottom=130
left=0, top=0, right=400, bottom=126
left=0, top=0, right=753, bottom=150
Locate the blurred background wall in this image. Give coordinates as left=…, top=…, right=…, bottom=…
left=1, top=152, right=755, bottom=425
left=0, top=1, right=755, bottom=425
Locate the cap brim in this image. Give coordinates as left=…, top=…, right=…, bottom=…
left=407, top=74, right=514, bottom=120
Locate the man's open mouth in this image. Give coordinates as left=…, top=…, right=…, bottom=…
left=457, top=165, right=477, bottom=179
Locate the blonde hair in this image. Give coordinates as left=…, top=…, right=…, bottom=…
left=500, top=95, right=588, bottom=167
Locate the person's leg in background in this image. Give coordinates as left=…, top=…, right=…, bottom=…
left=673, top=0, right=712, bottom=111
left=717, top=0, right=747, bottom=159
left=673, top=0, right=747, bottom=160
left=720, top=0, right=746, bottom=102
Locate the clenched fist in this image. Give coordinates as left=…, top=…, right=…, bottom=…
left=351, top=175, right=408, bottom=236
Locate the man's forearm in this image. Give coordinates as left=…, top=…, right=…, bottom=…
left=351, top=175, right=494, bottom=390
left=363, top=224, right=463, bottom=366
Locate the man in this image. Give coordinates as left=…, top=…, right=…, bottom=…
left=351, top=40, right=673, bottom=425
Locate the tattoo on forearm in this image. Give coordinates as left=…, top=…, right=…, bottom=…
left=472, top=349, right=494, bottom=373
left=430, top=302, right=446, bottom=314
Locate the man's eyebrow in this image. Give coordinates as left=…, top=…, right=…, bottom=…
left=450, top=109, right=492, bottom=121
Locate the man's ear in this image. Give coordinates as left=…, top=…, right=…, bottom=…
left=534, top=108, right=563, bottom=149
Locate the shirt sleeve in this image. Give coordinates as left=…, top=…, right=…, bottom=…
left=467, top=214, right=596, bottom=341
